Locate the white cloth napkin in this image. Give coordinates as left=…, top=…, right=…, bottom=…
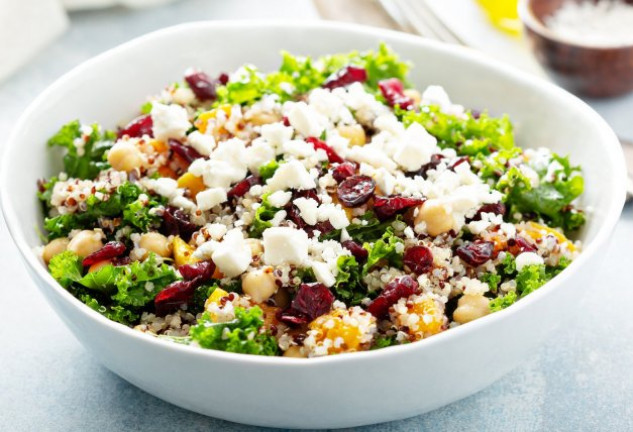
left=0, top=0, right=178, bottom=83
left=0, top=0, right=68, bottom=83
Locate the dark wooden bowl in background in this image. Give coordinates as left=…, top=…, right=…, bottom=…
left=519, top=0, right=633, bottom=98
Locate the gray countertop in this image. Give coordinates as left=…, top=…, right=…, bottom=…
left=1, top=1, right=632, bottom=430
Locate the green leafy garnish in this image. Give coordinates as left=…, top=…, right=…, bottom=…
left=489, top=257, right=572, bottom=312
left=111, top=253, right=177, bottom=307
left=43, top=182, right=165, bottom=240
left=47, top=120, right=116, bottom=180
left=362, top=228, right=404, bottom=275
left=323, top=212, right=396, bottom=243
left=258, top=160, right=280, bottom=181
left=400, top=106, right=515, bottom=156
left=489, top=291, right=517, bottom=312
left=80, top=292, right=139, bottom=325
left=480, top=272, right=502, bottom=293
left=48, top=251, right=83, bottom=288
left=371, top=335, right=400, bottom=350
left=140, top=101, right=153, bottom=115
left=333, top=255, right=367, bottom=305
left=190, top=306, right=278, bottom=356
left=215, top=43, right=410, bottom=106
left=50, top=250, right=176, bottom=317
left=78, top=263, right=120, bottom=292
left=498, top=161, right=585, bottom=233
left=248, top=193, right=280, bottom=238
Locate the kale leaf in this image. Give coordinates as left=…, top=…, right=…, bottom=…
left=215, top=43, right=410, bottom=106
left=248, top=192, right=280, bottom=238
left=43, top=182, right=165, bottom=240
left=190, top=306, right=278, bottom=356
left=48, top=251, right=83, bottom=288
left=47, top=120, right=116, bottom=180
left=400, top=106, right=515, bottom=156
left=362, top=228, right=404, bottom=275
left=333, top=255, right=367, bottom=305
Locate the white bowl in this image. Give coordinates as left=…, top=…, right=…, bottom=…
left=0, top=21, right=626, bottom=429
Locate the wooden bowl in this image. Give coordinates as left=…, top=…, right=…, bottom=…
left=519, top=0, right=633, bottom=98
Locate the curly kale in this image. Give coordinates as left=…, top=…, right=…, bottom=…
left=362, top=228, right=404, bottom=275
left=190, top=307, right=278, bottom=356
left=42, top=182, right=166, bottom=240
left=215, top=43, right=410, bottom=106
left=48, top=251, right=176, bottom=323
left=47, top=120, right=116, bottom=180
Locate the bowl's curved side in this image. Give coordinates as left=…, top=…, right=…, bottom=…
left=0, top=21, right=626, bottom=429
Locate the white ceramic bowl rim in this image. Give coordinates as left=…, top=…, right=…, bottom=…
left=0, top=20, right=626, bottom=367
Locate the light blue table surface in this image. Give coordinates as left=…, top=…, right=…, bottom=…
left=1, top=1, right=632, bottom=431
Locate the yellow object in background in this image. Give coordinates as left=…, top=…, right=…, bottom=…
left=477, top=0, right=522, bottom=35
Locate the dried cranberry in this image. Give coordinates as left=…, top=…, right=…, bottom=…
left=292, top=188, right=321, bottom=204
left=161, top=206, right=197, bottom=241
left=168, top=139, right=202, bottom=164
left=184, top=70, right=215, bottom=101
left=154, top=276, right=203, bottom=316
left=337, top=175, right=375, bottom=207
left=342, top=240, right=368, bottom=262
left=111, top=256, right=131, bottom=267
left=322, top=65, right=368, bottom=89
left=286, top=204, right=306, bottom=230
left=331, top=162, right=356, bottom=183
left=456, top=241, right=494, bottom=267
left=218, top=73, right=229, bottom=85
left=378, top=78, right=414, bottom=110
left=278, top=283, right=335, bottom=326
left=82, top=241, right=126, bottom=267
left=410, top=154, right=444, bottom=178
left=282, top=116, right=290, bottom=127
left=305, top=137, right=344, bottom=164
left=184, top=70, right=218, bottom=101
left=403, top=246, right=433, bottom=275
left=227, top=175, right=261, bottom=200
left=367, top=276, right=419, bottom=318
left=373, top=195, right=425, bottom=221
left=117, top=115, right=153, bottom=139
left=449, top=157, right=469, bottom=171
left=469, top=203, right=507, bottom=222
left=286, top=203, right=332, bottom=237
left=178, top=260, right=216, bottom=281
left=507, top=236, right=537, bottom=256
left=306, top=220, right=334, bottom=238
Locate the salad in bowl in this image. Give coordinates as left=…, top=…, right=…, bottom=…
left=38, top=44, right=585, bottom=358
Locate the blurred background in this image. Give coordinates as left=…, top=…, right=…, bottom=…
left=1, top=1, right=632, bottom=431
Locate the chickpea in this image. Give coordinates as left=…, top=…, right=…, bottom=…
left=337, top=124, right=366, bottom=147
left=107, top=141, right=144, bottom=172
left=403, top=88, right=422, bottom=106
left=248, top=111, right=281, bottom=126
left=283, top=346, right=307, bottom=358
left=415, top=200, right=454, bottom=237
left=242, top=267, right=278, bottom=303
left=42, top=237, right=69, bottom=263
left=244, top=238, right=263, bottom=257
left=453, top=295, right=490, bottom=324
left=67, top=230, right=103, bottom=258
left=139, top=232, right=172, bottom=258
